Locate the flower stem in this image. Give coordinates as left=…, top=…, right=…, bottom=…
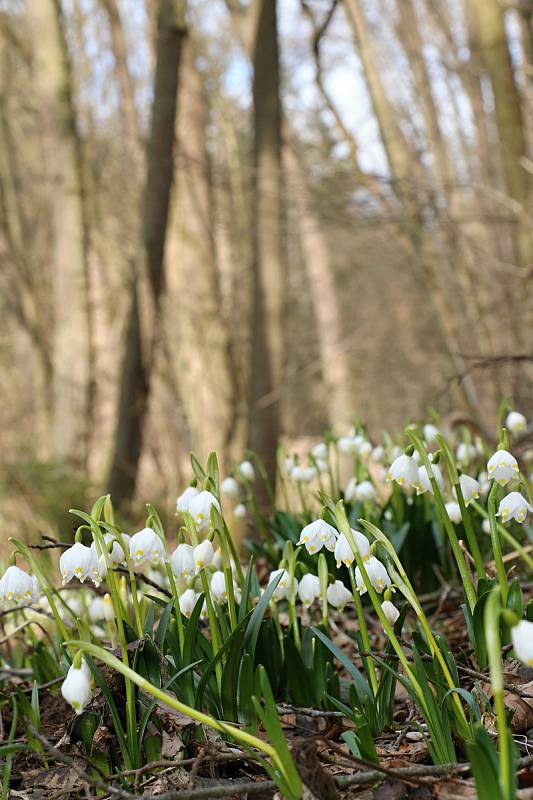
left=348, top=566, right=378, bottom=694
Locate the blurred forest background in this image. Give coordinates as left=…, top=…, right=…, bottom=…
left=0, top=0, right=531, bottom=533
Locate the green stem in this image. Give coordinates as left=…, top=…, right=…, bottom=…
left=454, top=482, right=486, bottom=580
left=348, top=567, right=378, bottom=694
left=487, top=484, right=508, bottom=604
left=199, top=569, right=223, bottom=691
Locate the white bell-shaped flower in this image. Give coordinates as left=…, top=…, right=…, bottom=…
left=344, top=478, right=358, bottom=503
left=88, top=596, right=107, bottom=622
left=487, top=449, right=519, bottom=487
left=60, top=543, right=101, bottom=586
left=210, top=571, right=230, bottom=603
left=129, top=528, right=165, bottom=568
left=358, top=441, right=372, bottom=460
left=291, top=465, right=317, bottom=482
left=477, top=471, right=491, bottom=496
left=413, top=464, right=444, bottom=495
left=497, top=492, right=532, bottom=524
left=355, top=557, right=391, bottom=594
left=233, top=503, right=247, bottom=518
left=176, top=486, right=199, bottom=513
left=456, top=443, right=476, bottom=466
left=511, top=620, right=533, bottom=666
left=283, top=456, right=296, bottom=473
left=298, top=574, right=320, bottom=607
left=0, top=566, right=39, bottom=604
left=423, top=424, right=439, bottom=446
left=170, top=543, right=195, bottom=579
left=312, top=442, right=328, bottom=461
left=482, top=518, right=491, bottom=534
left=179, top=588, right=198, bottom=618
left=334, top=531, right=370, bottom=568
left=194, top=540, right=215, bottom=572
left=188, top=491, right=220, bottom=530
left=91, top=533, right=129, bottom=567
left=372, top=445, right=385, bottom=463
left=61, top=663, right=91, bottom=715
left=297, top=519, right=338, bottom=554
left=506, top=411, right=527, bottom=434
left=103, top=593, right=114, bottom=621
left=444, top=501, right=462, bottom=524
left=237, top=460, right=255, bottom=481
left=268, top=568, right=298, bottom=600
left=326, top=580, right=352, bottom=610
left=355, top=480, right=376, bottom=503
left=387, top=454, right=418, bottom=487
left=381, top=600, right=400, bottom=626
left=220, top=477, right=239, bottom=497
left=338, top=436, right=358, bottom=454
left=458, top=474, right=480, bottom=506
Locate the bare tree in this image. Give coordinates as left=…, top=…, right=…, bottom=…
left=247, top=0, right=286, bottom=502
left=107, top=0, right=186, bottom=504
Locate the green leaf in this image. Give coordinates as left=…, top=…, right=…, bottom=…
left=311, top=627, right=373, bottom=710
left=467, top=724, right=502, bottom=800
left=244, top=572, right=281, bottom=657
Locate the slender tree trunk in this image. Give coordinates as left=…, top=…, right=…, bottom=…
left=248, top=0, right=286, bottom=504
left=285, top=143, right=354, bottom=427
left=27, top=0, right=93, bottom=468
left=168, top=38, right=238, bottom=467
left=107, top=0, right=186, bottom=504
left=468, top=0, right=531, bottom=267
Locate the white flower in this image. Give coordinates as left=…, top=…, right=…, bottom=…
left=283, top=456, right=296, bottom=473
left=268, top=569, right=298, bottom=600
left=298, top=520, right=338, bottom=554
left=372, top=446, right=385, bottom=463
left=315, top=458, right=328, bottom=474
left=482, top=519, right=491, bottom=534
left=355, top=480, right=376, bottom=503
left=60, top=542, right=102, bottom=586
left=358, top=441, right=372, bottom=460
left=210, top=571, right=229, bottom=603
left=312, top=442, right=328, bottom=461
left=497, top=492, right=532, bottom=524
left=237, top=460, right=255, bottom=481
left=381, top=600, right=400, bottom=626
left=512, top=620, right=533, bottom=666
left=298, top=574, right=320, bottom=607
left=170, top=543, right=195, bottom=579
left=487, top=449, right=519, bottom=487
left=413, top=464, right=444, bottom=495
left=129, top=528, right=165, bottom=568
left=334, top=531, right=371, bottom=568
left=88, top=596, right=107, bottom=622
left=444, top=501, right=462, bottom=524
left=423, top=424, right=439, bottom=445
left=387, top=454, right=418, bottom=487
left=456, top=443, right=476, bottom=465
left=179, top=588, right=198, bottom=618
left=355, top=557, right=391, bottom=594
left=91, top=533, right=129, bottom=567
left=212, top=548, right=223, bottom=570
left=0, top=566, right=39, bottom=604
left=344, top=477, right=358, bottom=503
left=233, top=503, right=247, bottom=518
left=176, top=486, right=199, bottom=513
left=506, top=411, right=527, bottom=434
left=188, top=491, right=220, bottom=530
left=338, top=436, right=358, bottom=455
left=221, top=477, right=239, bottom=497
left=326, top=580, right=352, bottom=610
left=193, top=540, right=215, bottom=571
left=458, top=474, right=480, bottom=506
left=291, top=465, right=317, bottom=482
left=61, top=663, right=91, bottom=715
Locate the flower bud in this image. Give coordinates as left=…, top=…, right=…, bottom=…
left=193, top=540, right=215, bottom=572
left=381, top=600, right=399, bottom=626
left=61, top=663, right=91, bottom=715
left=326, top=580, right=352, bottom=610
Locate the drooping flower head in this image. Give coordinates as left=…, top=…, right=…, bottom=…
left=298, top=574, right=320, bottom=607
left=188, top=491, right=220, bottom=530
left=326, top=580, right=352, bottom=610
left=194, top=539, right=215, bottom=572
left=512, top=620, right=533, bottom=666
left=355, top=557, right=391, bottom=594
left=60, top=542, right=103, bottom=587
left=334, top=531, right=371, bottom=568
left=129, top=528, right=165, bottom=569
left=170, top=543, right=195, bottom=580
left=506, top=411, right=527, bottom=434
left=268, top=568, right=298, bottom=601
left=487, top=449, right=519, bottom=487
left=297, top=519, right=338, bottom=554
left=0, top=566, right=40, bottom=604
left=61, top=662, right=91, bottom=715
left=497, top=492, right=532, bottom=524
left=458, top=474, right=480, bottom=506
left=387, top=454, right=418, bottom=487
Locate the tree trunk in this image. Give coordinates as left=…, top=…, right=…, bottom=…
left=107, top=0, right=186, bottom=504
left=27, top=0, right=93, bottom=468
left=167, top=38, right=238, bottom=467
left=468, top=0, right=531, bottom=267
left=247, top=0, right=286, bottom=505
